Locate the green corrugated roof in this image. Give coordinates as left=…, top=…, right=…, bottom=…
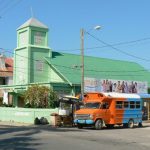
left=45, top=51, right=150, bottom=86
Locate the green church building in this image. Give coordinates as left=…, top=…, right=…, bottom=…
left=1, top=17, right=150, bottom=107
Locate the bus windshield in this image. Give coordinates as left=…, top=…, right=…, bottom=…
left=84, top=102, right=100, bottom=109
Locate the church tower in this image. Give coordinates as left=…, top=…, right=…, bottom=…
left=14, top=18, right=51, bottom=85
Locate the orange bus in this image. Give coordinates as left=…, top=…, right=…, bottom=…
left=74, top=92, right=145, bottom=129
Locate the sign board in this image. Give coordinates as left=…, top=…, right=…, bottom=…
left=84, top=77, right=101, bottom=92
left=84, top=77, right=148, bottom=94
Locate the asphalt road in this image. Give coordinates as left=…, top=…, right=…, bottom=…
left=0, top=123, right=150, bottom=150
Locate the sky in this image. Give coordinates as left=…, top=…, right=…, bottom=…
left=0, top=0, right=150, bottom=70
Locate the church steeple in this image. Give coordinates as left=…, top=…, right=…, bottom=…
left=14, top=18, right=51, bottom=85
left=17, top=18, right=49, bottom=48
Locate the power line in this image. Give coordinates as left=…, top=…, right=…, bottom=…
left=0, top=56, right=147, bottom=81
left=0, top=57, right=148, bottom=86
left=1, top=35, right=150, bottom=61
left=0, top=0, right=23, bottom=18
left=86, top=32, right=150, bottom=62
left=2, top=36, right=150, bottom=53
left=0, top=47, right=150, bottom=73
left=0, top=0, right=14, bottom=12
left=53, top=37, right=150, bottom=52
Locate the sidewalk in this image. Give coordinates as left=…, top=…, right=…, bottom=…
left=142, top=121, right=150, bottom=127
left=1, top=120, right=150, bottom=127
left=0, top=121, right=32, bottom=126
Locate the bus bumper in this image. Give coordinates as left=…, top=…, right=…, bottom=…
left=74, top=119, right=94, bottom=124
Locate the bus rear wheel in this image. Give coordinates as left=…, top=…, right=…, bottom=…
left=128, top=119, right=134, bottom=128
left=95, top=119, right=103, bottom=130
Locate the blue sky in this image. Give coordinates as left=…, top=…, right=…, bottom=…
left=0, top=0, right=150, bottom=70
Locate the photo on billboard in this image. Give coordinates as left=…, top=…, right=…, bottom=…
left=84, top=77, right=148, bottom=94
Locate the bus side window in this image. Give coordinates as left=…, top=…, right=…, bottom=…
left=130, top=101, right=135, bottom=109
left=124, top=101, right=129, bottom=109
left=136, top=101, right=140, bottom=109
left=116, top=101, right=123, bottom=109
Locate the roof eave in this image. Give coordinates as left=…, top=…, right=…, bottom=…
left=44, top=58, right=73, bottom=86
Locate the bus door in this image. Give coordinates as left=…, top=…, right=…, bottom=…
left=100, top=101, right=111, bottom=124
left=143, top=100, right=150, bottom=120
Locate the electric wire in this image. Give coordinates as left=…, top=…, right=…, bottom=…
left=0, top=47, right=150, bottom=73
left=0, top=50, right=147, bottom=80
left=3, top=36, right=150, bottom=53
left=0, top=0, right=23, bottom=18
left=86, top=32, right=150, bottom=62
left=53, top=37, right=150, bottom=52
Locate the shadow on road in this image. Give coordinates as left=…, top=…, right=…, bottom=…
left=0, top=123, right=149, bottom=149
left=0, top=136, right=39, bottom=150
left=0, top=124, right=86, bottom=149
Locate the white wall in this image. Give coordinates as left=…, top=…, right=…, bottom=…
left=6, top=76, right=13, bottom=85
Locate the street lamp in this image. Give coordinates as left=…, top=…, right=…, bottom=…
left=80, top=26, right=101, bottom=99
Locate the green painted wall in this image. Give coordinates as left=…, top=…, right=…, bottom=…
left=0, top=107, right=58, bottom=124
left=50, top=67, right=65, bottom=83
left=30, top=47, right=50, bottom=83
left=14, top=48, right=28, bottom=85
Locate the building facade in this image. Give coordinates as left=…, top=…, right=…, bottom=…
left=0, top=55, right=13, bottom=105
left=0, top=17, right=150, bottom=113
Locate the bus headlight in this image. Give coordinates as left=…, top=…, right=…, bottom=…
left=74, top=114, right=77, bottom=119
left=89, top=114, right=94, bottom=119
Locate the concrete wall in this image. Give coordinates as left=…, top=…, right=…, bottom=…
left=0, top=107, right=58, bottom=124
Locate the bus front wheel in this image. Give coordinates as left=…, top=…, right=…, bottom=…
left=95, top=119, right=103, bottom=130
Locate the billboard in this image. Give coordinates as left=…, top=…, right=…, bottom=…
left=84, top=77, right=148, bottom=94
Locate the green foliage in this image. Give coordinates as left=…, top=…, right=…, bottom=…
left=24, top=84, right=58, bottom=108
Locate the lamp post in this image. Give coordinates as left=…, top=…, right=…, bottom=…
left=80, top=28, right=84, bottom=99
left=80, top=26, right=101, bottom=99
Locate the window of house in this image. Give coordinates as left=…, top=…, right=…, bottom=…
left=35, top=60, right=43, bottom=71
left=33, top=31, right=46, bottom=46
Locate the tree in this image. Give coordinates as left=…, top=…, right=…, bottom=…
left=24, top=84, right=58, bottom=108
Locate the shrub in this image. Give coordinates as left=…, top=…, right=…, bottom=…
left=24, top=84, right=58, bottom=108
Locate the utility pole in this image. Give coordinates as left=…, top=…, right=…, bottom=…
left=80, top=28, right=84, bottom=99
left=80, top=26, right=101, bottom=99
